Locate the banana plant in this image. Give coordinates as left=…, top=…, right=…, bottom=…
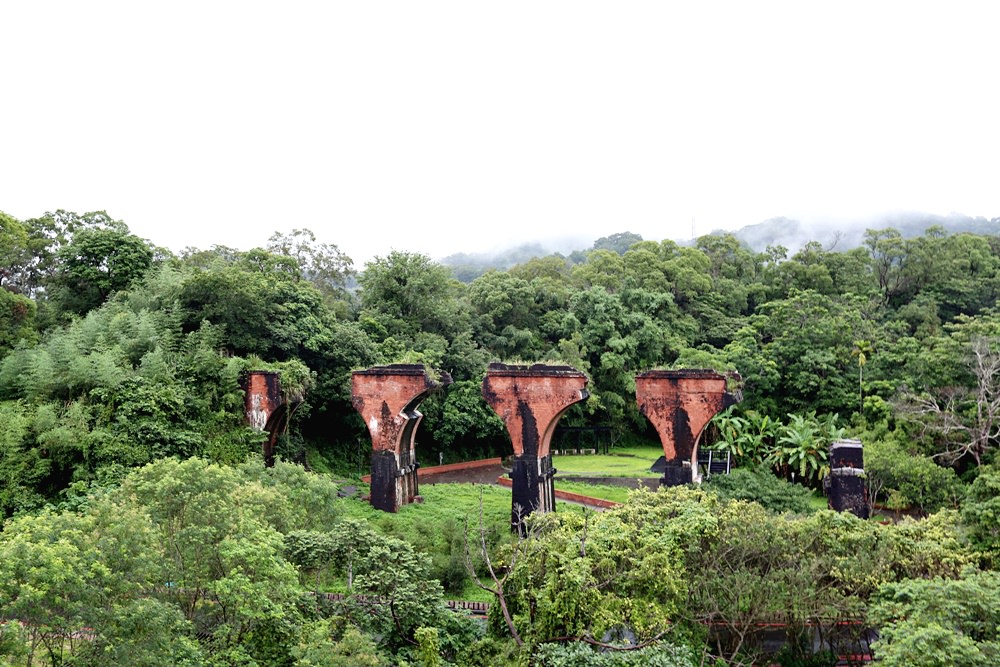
left=708, top=407, right=779, bottom=467
left=769, top=413, right=831, bottom=483
left=739, top=410, right=780, bottom=465
left=708, top=405, right=748, bottom=460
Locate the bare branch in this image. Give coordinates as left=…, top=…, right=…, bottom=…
left=463, top=489, right=523, bottom=646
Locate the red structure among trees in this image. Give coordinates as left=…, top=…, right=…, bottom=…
left=351, top=364, right=452, bottom=512
left=241, top=370, right=289, bottom=467
left=636, top=369, right=739, bottom=486
left=482, top=363, right=589, bottom=530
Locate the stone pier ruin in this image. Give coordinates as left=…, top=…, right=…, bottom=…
left=828, top=439, right=868, bottom=518
left=636, top=369, right=739, bottom=487
left=241, top=370, right=290, bottom=467
left=352, top=364, right=452, bottom=513
left=482, top=363, right=589, bottom=530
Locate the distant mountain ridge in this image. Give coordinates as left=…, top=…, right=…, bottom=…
left=724, top=212, right=1000, bottom=253
left=441, top=212, right=1000, bottom=281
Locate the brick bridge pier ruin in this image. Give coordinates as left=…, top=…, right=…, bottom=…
left=482, top=363, right=589, bottom=531
left=241, top=370, right=295, bottom=467
left=352, top=364, right=452, bottom=513
left=636, top=369, right=740, bottom=487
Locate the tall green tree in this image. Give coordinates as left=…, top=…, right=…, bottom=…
left=179, top=249, right=333, bottom=359
left=267, top=228, right=355, bottom=314
left=0, top=211, right=31, bottom=294
left=51, top=226, right=154, bottom=317
left=358, top=251, right=484, bottom=379
left=0, top=289, right=36, bottom=356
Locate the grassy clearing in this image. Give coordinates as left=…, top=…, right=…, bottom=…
left=555, top=481, right=632, bottom=504
left=808, top=489, right=829, bottom=511
left=323, top=466, right=828, bottom=600
left=552, top=445, right=662, bottom=477
left=337, top=483, right=512, bottom=539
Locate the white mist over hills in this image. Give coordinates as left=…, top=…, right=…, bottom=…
left=439, top=211, right=1000, bottom=277
left=3, top=4, right=998, bottom=269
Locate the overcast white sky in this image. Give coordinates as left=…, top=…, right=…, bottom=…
left=2, top=1, right=998, bottom=266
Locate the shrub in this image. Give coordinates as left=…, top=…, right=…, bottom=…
left=865, top=438, right=962, bottom=515
left=701, top=467, right=815, bottom=514
left=533, top=640, right=697, bottom=667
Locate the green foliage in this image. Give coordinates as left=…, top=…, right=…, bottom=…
left=72, top=598, right=204, bottom=666
left=51, top=226, right=154, bottom=317
left=469, top=270, right=543, bottom=360
left=749, top=290, right=867, bottom=415
left=10, top=216, right=1000, bottom=663
left=771, top=413, right=835, bottom=483
left=706, top=405, right=778, bottom=466
left=707, top=409, right=841, bottom=485
left=267, top=228, right=355, bottom=315
left=116, top=457, right=302, bottom=658
left=484, top=486, right=978, bottom=664
left=870, top=569, right=1000, bottom=667
left=291, top=622, right=388, bottom=667
left=962, top=465, right=1000, bottom=566
left=0, top=288, right=36, bottom=355
left=0, top=618, right=29, bottom=664
left=0, top=276, right=298, bottom=489
left=238, top=457, right=342, bottom=532
left=0, top=211, right=31, bottom=293
left=702, top=467, right=816, bottom=514
left=0, top=497, right=169, bottom=665
left=338, top=532, right=447, bottom=648
left=178, top=249, right=341, bottom=362
left=532, top=640, right=696, bottom=666
left=414, top=626, right=442, bottom=667
left=0, top=400, right=50, bottom=516
left=864, top=437, right=962, bottom=514
left=358, top=250, right=485, bottom=380
left=10, top=210, right=133, bottom=305
left=422, top=378, right=507, bottom=457
left=498, top=491, right=701, bottom=646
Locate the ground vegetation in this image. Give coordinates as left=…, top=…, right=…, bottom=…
left=3, top=209, right=1000, bottom=663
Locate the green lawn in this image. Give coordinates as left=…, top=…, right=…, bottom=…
left=337, top=482, right=512, bottom=535
left=551, top=445, right=662, bottom=477
left=808, top=489, right=829, bottom=511
left=555, top=481, right=632, bottom=504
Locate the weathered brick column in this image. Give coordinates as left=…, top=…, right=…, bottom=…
left=482, top=363, right=589, bottom=530
left=828, top=439, right=868, bottom=518
left=241, top=370, right=287, bottom=467
left=352, top=364, right=452, bottom=512
left=636, top=369, right=739, bottom=487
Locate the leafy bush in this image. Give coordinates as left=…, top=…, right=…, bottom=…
left=702, top=467, right=815, bottom=514
left=533, top=640, right=697, bottom=667
left=708, top=408, right=843, bottom=485
left=962, top=465, right=1000, bottom=566
left=870, top=569, right=1000, bottom=667
left=865, top=438, right=962, bottom=515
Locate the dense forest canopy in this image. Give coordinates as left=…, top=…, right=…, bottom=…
left=3, top=208, right=1000, bottom=665
left=4, top=207, right=1000, bottom=504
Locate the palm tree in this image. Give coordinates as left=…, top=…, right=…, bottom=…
left=852, top=340, right=874, bottom=414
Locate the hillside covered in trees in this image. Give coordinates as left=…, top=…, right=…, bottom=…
left=2, top=208, right=1000, bottom=665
